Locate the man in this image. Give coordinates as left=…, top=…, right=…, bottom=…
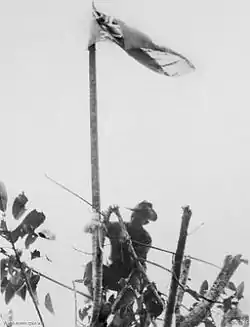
left=83, top=201, right=158, bottom=294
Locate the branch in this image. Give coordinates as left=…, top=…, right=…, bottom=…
left=32, top=269, right=92, bottom=300
left=111, top=206, right=164, bottom=308
left=164, top=206, right=192, bottom=327
left=175, top=257, right=192, bottom=327
left=1, top=247, right=91, bottom=301
left=7, top=232, right=45, bottom=327
left=180, top=254, right=245, bottom=327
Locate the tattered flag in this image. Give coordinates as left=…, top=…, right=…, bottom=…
left=90, top=5, right=195, bottom=77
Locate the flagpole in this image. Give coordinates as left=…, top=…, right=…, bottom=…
left=88, top=43, right=103, bottom=325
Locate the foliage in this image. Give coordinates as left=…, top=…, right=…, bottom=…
left=0, top=180, right=56, bottom=317
left=195, top=279, right=249, bottom=327
left=0, top=180, right=248, bottom=327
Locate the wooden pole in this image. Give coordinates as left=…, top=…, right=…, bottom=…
left=164, top=206, right=192, bottom=327
left=88, top=43, right=103, bottom=326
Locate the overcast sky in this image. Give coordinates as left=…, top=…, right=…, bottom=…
left=0, top=0, right=249, bottom=326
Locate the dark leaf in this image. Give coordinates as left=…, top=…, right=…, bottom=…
left=45, top=293, right=55, bottom=314
left=143, top=287, right=164, bottom=318
left=8, top=255, right=19, bottom=275
left=1, top=258, right=9, bottom=279
left=1, top=277, right=9, bottom=293
left=235, top=282, right=244, bottom=300
left=16, top=285, right=27, bottom=301
left=199, top=280, right=209, bottom=296
left=38, top=229, right=56, bottom=240
left=5, top=282, right=16, bottom=304
left=29, top=273, right=40, bottom=293
left=227, top=281, right=237, bottom=292
left=0, top=181, right=8, bottom=212
left=223, top=296, right=233, bottom=313
left=99, top=302, right=112, bottom=322
left=12, top=192, right=28, bottom=219
left=10, top=271, right=23, bottom=289
left=108, top=294, right=115, bottom=304
left=31, top=250, right=41, bottom=260
left=204, top=319, right=216, bottom=327
left=25, top=233, right=38, bottom=249
left=11, top=210, right=46, bottom=243
left=0, top=219, right=7, bottom=231
left=79, top=306, right=90, bottom=321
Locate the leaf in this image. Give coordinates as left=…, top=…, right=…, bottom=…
left=227, top=281, right=237, bottom=292
left=0, top=181, right=8, bottom=212
left=199, top=280, right=209, bottom=296
left=223, top=296, right=233, bottom=313
left=11, top=210, right=46, bottom=243
left=45, top=293, right=55, bottom=314
left=8, top=255, right=19, bottom=275
left=10, top=271, right=23, bottom=288
left=5, top=282, right=16, bottom=304
left=12, top=192, right=28, bottom=220
left=31, top=250, right=41, bottom=260
left=79, top=306, right=90, bottom=321
left=1, top=277, right=9, bottom=293
left=108, top=294, right=115, bottom=304
left=16, top=285, right=27, bottom=301
left=0, top=219, right=7, bottom=231
left=204, top=319, right=216, bottom=327
left=25, top=233, right=38, bottom=249
left=38, top=229, right=56, bottom=241
left=235, top=282, right=244, bottom=300
left=29, top=273, right=40, bottom=293
left=1, top=258, right=9, bottom=279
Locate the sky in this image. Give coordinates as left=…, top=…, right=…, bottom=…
left=0, top=0, right=249, bottom=326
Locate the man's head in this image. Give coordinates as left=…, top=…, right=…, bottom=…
left=128, top=201, right=158, bottom=225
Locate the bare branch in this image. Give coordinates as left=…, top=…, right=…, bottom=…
left=164, top=205, right=192, bottom=327
left=175, top=257, right=192, bottom=326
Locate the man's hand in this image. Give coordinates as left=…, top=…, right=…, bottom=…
left=102, top=205, right=120, bottom=223
left=84, top=212, right=106, bottom=234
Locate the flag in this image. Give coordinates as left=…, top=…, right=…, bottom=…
left=89, top=5, right=195, bottom=77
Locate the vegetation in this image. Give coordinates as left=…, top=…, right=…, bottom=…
left=0, top=180, right=248, bottom=327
